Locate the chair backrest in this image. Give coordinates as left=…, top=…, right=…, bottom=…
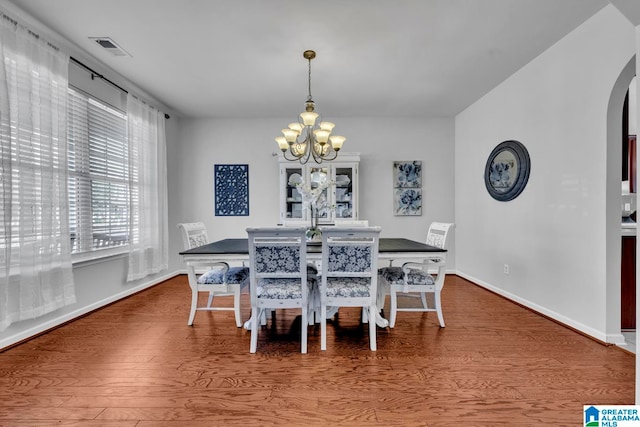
left=334, top=219, right=369, bottom=227
left=177, top=222, right=209, bottom=250
left=246, top=226, right=307, bottom=280
left=320, top=226, right=381, bottom=281
left=425, top=222, right=455, bottom=250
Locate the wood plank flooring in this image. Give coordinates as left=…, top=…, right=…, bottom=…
left=0, top=275, right=634, bottom=426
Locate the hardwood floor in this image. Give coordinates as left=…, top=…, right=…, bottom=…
left=0, top=275, right=634, bottom=426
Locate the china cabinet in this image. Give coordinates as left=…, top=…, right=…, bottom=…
left=279, top=153, right=359, bottom=224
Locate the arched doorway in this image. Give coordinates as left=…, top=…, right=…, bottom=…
left=606, top=56, right=635, bottom=350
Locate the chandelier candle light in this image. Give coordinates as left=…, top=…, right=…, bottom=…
left=275, top=50, right=346, bottom=164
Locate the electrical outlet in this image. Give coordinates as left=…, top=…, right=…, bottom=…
left=503, top=264, right=509, bottom=275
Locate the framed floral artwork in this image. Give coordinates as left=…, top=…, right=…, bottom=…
left=394, top=188, right=422, bottom=216
left=214, top=164, right=249, bottom=216
left=393, top=160, right=422, bottom=188
left=393, top=161, right=422, bottom=215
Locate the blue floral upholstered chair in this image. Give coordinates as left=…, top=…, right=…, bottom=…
left=378, top=222, right=454, bottom=328
left=246, top=227, right=313, bottom=354
left=318, top=226, right=382, bottom=351
left=178, top=222, right=249, bottom=327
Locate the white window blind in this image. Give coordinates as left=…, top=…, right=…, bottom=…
left=67, top=87, right=130, bottom=254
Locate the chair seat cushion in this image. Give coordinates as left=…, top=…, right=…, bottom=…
left=197, top=266, right=250, bottom=284
left=378, top=266, right=435, bottom=286
left=257, top=277, right=314, bottom=299
left=325, top=277, right=371, bottom=297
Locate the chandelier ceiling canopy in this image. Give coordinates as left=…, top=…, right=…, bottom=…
left=275, top=50, right=345, bottom=164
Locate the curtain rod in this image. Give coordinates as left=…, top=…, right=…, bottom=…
left=70, top=56, right=170, bottom=119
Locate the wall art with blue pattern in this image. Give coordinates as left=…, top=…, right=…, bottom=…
left=393, top=161, right=422, bottom=216
left=214, top=164, right=249, bottom=216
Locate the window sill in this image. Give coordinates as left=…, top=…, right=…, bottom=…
left=72, top=246, right=129, bottom=267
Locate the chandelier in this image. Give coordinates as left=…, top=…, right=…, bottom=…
left=275, top=50, right=345, bottom=164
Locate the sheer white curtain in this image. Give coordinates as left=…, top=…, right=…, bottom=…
left=0, top=15, right=76, bottom=332
left=126, top=94, right=168, bottom=281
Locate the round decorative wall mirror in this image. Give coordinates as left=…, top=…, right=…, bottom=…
left=484, top=140, right=531, bottom=202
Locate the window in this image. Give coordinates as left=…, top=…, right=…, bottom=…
left=67, top=87, right=130, bottom=254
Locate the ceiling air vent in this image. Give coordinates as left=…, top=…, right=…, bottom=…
left=89, top=37, right=131, bottom=57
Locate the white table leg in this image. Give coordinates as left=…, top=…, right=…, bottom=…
left=375, top=277, right=390, bottom=328
left=325, top=306, right=339, bottom=319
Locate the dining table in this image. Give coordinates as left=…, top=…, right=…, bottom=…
left=179, top=237, right=447, bottom=328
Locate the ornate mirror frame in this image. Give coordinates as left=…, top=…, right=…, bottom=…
left=484, top=140, right=531, bottom=202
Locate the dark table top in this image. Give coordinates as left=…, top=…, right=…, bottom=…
left=180, top=237, right=445, bottom=255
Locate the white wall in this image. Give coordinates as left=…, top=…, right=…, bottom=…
left=630, top=77, right=637, bottom=135
left=455, top=5, right=635, bottom=342
left=172, top=116, right=456, bottom=269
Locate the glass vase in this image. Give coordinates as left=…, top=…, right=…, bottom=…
left=305, top=205, right=322, bottom=242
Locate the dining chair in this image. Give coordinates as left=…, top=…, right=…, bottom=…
left=246, top=226, right=313, bottom=353
left=318, top=226, right=382, bottom=351
left=323, top=219, right=370, bottom=320
left=378, top=222, right=454, bottom=328
left=177, top=222, right=249, bottom=327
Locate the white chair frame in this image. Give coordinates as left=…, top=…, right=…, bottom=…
left=385, top=222, right=454, bottom=328
left=246, top=227, right=310, bottom=354
left=319, top=226, right=382, bottom=351
left=178, top=222, right=248, bottom=327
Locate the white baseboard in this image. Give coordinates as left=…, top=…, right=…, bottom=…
left=608, top=332, right=628, bottom=346
left=455, top=270, right=611, bottom=344
left=0, top=271, right=180, bottom=351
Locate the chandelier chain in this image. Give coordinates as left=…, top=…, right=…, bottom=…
left=275, top=50, right=345, bottom=164
left=307, top=56, right=312, bottom=102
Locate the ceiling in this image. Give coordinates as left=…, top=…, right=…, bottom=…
left=5, top=0, right=611, bottom=119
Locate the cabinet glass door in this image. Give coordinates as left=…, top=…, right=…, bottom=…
left=334, top=166, right=355, bottom=219
left=279, top=155, right=359, bottom=224
left=284, top=167, right=304, bottom=219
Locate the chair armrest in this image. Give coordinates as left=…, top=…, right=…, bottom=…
left=209, top=262, right=230, bottom=272
left=401, top=261, right=425, bottom=272
left=401, top=258, right=444, bottom=271
left=401, top=260, right=447, bottom=290
left=186, top=261, right=230, bottom=283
